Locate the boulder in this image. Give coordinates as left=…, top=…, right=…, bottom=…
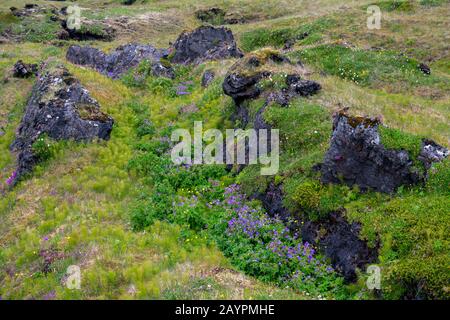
left=170, top=26, right=243, bottom=64
left=320, top=111, right=448, bottom=193
left=223, top=72, right=267, bottom=103
left=10, top=65, right=114, bottom=183
left=13, top=60, right=38, bottom=78
left=66, top=44, right=173, bottom=79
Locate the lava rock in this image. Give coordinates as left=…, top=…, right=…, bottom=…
left=201, top=70, right=215, bottom=87
left=66, top=44, right=172, bottom=79
left=265, top=74, right=321, bottom=107
left=170, top=26, right=243, bottom=64
left=122, top=0, right=137, bottom=5
left=418, top=139, right=448, bottom=170
left=320, top=111, right=422, bottom=193
left=10, top=65, right=114, bottom=183
left=13, top=60, right=38, bottom=78
left=418, top=63, right=431, bottom=75
left=301, top=211, right=378, bottom=282
left=223, top=72, right=267, bottom=103
left=255, top=183, right=291, bottom=222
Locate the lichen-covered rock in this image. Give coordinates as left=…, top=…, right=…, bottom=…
left=170, top=26, right=243, bottom=64
left=320, top=111, right=439, bottom=193
left=418, top=139, right=449, bottom=170
left=301, top=211, right=378, bottom=282
left=201, top=70, right=215, bottom=87
left=66, top=44, right=173, bottom=79
left=13, top=60, right=38, bottom=78
left=10, top=65, right=114, bottom=183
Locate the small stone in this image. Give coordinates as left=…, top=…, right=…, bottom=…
left=201, top=70, right=215, bottom=87
left=13, top=60, right=38, bottom=78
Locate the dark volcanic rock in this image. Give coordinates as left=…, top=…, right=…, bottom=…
left=122, top=0, right=137, bottom=5
left=320, top=112, right=423, bottom=193
left=267, top=75, right=321, bottom=107
left=255, top=183, right=291, bottom=222
left=66, top=44, right=173, bottom=79
left=288, top=75, right=321, bottom=96
left=10, top=65, right=114, bottom=183
left=418, top=63, right=431, bottom=75
left=170, top=26, right=243, bottom=64
left=13, top=60, right=38, bottom=78
left=418, top=139, right=448, bottom=170
left=223, top=72, right=267, bottom=103
left=301, top=211, right=378, bottom=282
left=201, top=70, right=215, bottom=87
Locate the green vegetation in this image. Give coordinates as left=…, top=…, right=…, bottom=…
left=239, top=18, right=334, bottom=52
left=292, top=45, right=448, bottom=90
left=373, top=0, right=415, bottom=12
left=0, top=0, right=449, bottom=300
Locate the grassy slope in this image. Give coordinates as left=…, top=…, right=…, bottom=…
left=0, top=0, right=449, bottom=299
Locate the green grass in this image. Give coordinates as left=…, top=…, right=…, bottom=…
left=372, top=0, right=415, bottom=12
left=239, top=17, right=335, bottom=52
left=292, top=45, right=449, bottom=91
left=0, top=0, right=449, bottom=300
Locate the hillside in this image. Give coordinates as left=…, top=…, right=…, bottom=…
left=0, top=0, right=449, bottom=300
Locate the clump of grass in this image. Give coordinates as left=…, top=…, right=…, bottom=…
left=373, top=0, right=415, bottom=12
left=239, top=17, right=334, bottom=52
left=378, top=125, right=423, bottom=160
left=419, top=0, right=447, bottom=6
left=8, top=14, right=61, bottom=42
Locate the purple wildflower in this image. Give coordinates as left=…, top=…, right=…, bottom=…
left=5, top=171, right=17, bottom=186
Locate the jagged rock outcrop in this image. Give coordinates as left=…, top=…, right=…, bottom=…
left=66, top=44, right=173, bottom=79
left=301, top=211, right=378, bottom=282
left=10, top=65, right=114, bottom=183
left=170, top=26, right=243, bottom=64
left=320, top=111, right=448, bottom=193
left=13, top=60, right=38, bottom=78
